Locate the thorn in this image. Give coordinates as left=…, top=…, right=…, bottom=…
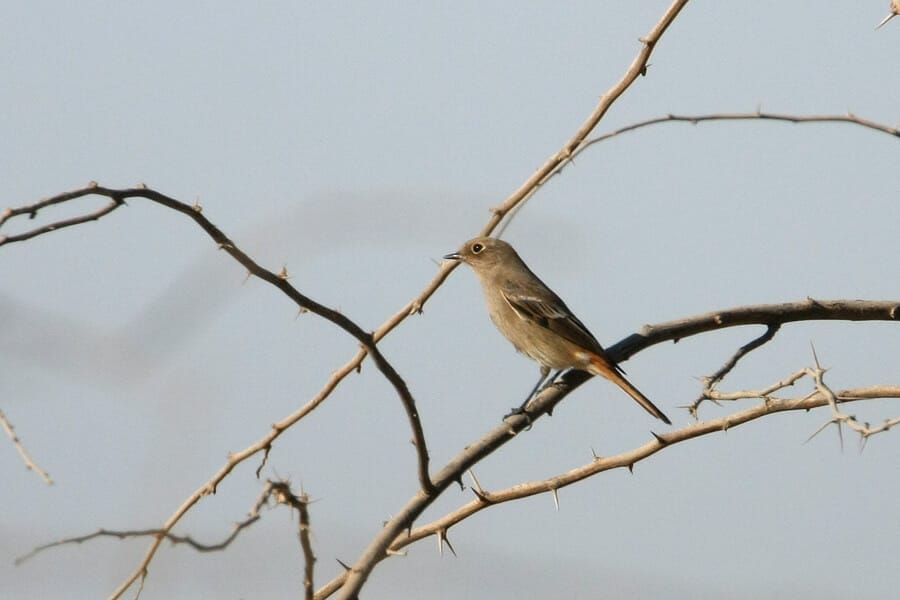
left=471, top=487, right=489, bottom=503
left=803, top=420, right=832, bottom=445
left=876, top=10, right=897, bottom=29
left=336, top=558, right=352, bottom=572
left=627, top=463, right=634, bottom=474
left=590, top=447, right=601, bottom=461
left=651, top=431, right=668, bottom=445
left=551, top=488, right=559, bottom=511
left=192, top=197, right=203, bottom=213
left=436, top=529, right=457, bottom=557
left=468, top=469, right=484, bottom=494
left=810, top=341, right=821, bottom=369
left=278, top=265, right=289, bottom=280
left=439, top=529, right=457, bottom=557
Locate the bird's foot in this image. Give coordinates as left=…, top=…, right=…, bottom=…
left=503, top=405, right=533, bottom=430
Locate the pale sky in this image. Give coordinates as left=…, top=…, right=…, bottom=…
left=2, top=3, right=899, bottom=599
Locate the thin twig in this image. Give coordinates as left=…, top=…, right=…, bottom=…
left=0, top=409, right=52, bottom=485
left=268, top=481, right=317, bottom=600
left=580, top=111, right=900, bottom=154
left=687, top=324, right=781, bottom=417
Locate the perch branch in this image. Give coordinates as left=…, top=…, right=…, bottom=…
left=316, top=376, right=900, bottom=598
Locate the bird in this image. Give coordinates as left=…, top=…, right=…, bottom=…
left=444, top=236, right=671, bottom=424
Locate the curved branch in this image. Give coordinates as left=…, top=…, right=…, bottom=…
left=1, top=185, right=434, bottom=598
left=578, top=111, right=900, bottom=157
left=319, top=298, right=900, bottom=598
left=612, top=298, right=900, bottom=360
left=394, top=384, right=900, bottom=563
left=1, top=185, right=430, bottom=486
left=317, top=378, right=900, bottom=597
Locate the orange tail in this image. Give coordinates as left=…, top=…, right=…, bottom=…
left=588, top=354, right=671, bottom=425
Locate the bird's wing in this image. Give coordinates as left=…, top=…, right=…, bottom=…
left=501, top=288, right=608, bottom=357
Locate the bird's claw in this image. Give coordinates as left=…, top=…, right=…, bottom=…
left=503, top=406, right=533, bottom=430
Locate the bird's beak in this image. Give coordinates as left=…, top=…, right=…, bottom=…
left=443, top=251, right=462, bottom=261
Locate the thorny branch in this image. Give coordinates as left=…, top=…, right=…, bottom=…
left=687, top=324, right=782, bottom=417
left=579, top=111, right=900, bottom=156
left=15, top=478, right=302, bottom=566
left=1, top=184, right=431, bottom=598
left=336, top=2, right=691, bottom=595
left=4, top=1, right=899, bottom=598
left=315, top=372, right=900, bottom=597
left=0, top=188, right=432, bottom=495
left=268, top=481, right=317, bottom=600
left=806, top=354, right=900, bottom=451
left=316, top=298, right=900, bottom=597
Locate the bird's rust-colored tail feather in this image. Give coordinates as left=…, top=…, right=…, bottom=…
left=588, top=355, right=671, bottom=425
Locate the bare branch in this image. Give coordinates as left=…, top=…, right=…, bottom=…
left=687, top=324, right=781, bottom=417
left=335, top=2, right=691, bottom=596
left=2, top=185, right=433, bottom=493
left=491, top=0, right=692, bottom=240
left=0, top=409, right=52, bottom=485
left=316, top=379, right=900, bottom=597
left=15, top=481, right=274, bottom=567
left=1, top=184, right=433, bottom=597
left=614, top=298, right=900, bottom=361
left=575, top=111, right=900, bottom=160
left=0, top=189, right=123, bottom=245
left=14, top=476, right=314, bottom=597
left=318, top=296, right=900, bottom=598
left=0, top=187, right=432, bottom=489
left=809, top=367, right=900, bottom=450
left=268, top=481, right=317, bottom=600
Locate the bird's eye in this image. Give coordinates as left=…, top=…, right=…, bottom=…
left=471, top=243, right=484, bottom=254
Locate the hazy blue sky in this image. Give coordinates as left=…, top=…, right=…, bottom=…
left=2, top=2, right=898, bottom=598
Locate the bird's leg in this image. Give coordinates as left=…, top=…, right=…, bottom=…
left=505, top=366, right=559, bottom=421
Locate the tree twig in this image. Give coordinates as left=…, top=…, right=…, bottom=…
left=0, top=409, right=52, bottom=485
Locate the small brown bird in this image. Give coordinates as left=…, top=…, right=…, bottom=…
left=444, top=237, right=670, bottom=424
